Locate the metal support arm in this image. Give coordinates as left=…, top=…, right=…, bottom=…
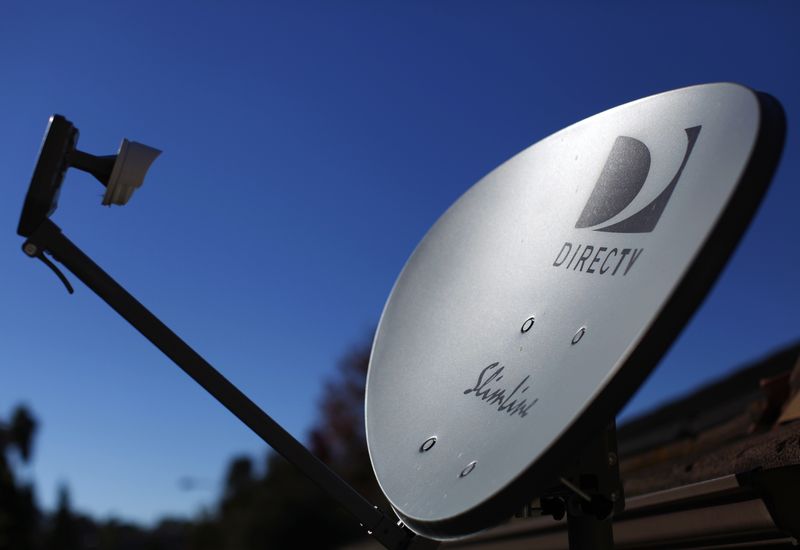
left=22, top=219, right=431, bottom=550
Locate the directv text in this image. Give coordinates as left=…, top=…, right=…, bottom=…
left=552, top=242, right=643, bottom=276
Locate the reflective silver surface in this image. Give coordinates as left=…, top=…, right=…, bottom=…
left=366, top=84, right=767, bottom=534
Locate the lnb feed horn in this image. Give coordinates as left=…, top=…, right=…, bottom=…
left=17, top=114, right=160, bottom=238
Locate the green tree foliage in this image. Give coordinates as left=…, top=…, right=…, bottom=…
left=0, top=405, right=39, bottom=550
left=0, top=405, right=193, bottom=550
left=44, top=486, right=80, bottom=550
left=308, top=344, right=385, bottom=506
left=192, top=339, right=383, bottom=549
left=0, top=339, right=380, bottom=549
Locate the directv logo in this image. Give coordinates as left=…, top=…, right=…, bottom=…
left=553, top=243, right=643, bottom=276
left=552, top=126, right=701, bottom=276
left=576, top=126, right=701, bottom=233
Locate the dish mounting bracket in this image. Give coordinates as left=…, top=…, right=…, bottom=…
left=521, top=421, right=623, bottom=549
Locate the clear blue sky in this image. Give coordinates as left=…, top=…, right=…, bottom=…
left=1, top=1, right=798, bottom=526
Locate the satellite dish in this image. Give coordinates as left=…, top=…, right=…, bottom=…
left=16, top=85, right=786, bottom=550
left=365, top=83, right=785, bottom=539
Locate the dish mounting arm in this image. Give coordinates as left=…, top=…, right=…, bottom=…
left=21, top=218, right=436, bottom=550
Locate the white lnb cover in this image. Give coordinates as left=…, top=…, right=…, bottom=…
left=102, top=139, right=161, bottom=206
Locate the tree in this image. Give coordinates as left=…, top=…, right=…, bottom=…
left=200, top=338, right=384, bottom=549
left=45, top=485, right=80, bottom=550
left=308, top=340, right=386, bottom=506
left=0, top=405, right=39, bottom=550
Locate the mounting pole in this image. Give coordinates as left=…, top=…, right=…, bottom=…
left=22, top=219, right=434, bottom=550
left=541, top=422, right=623, bottom=550
left=566, top=513, right=613, bottom=549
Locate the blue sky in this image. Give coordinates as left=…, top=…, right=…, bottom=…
left=1, top=1, right=798, bottom=526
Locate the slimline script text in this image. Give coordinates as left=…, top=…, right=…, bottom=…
left=463, top=363, right=538, bottom=418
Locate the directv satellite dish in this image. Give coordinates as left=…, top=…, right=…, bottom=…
left=15, top=83, right=785, bottom=549
left=365, top=83, right=785, bottom=539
